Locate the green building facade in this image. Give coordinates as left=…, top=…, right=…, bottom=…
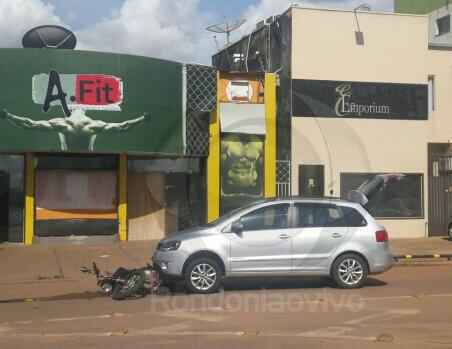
left=394, top=0, right=450, bottom=14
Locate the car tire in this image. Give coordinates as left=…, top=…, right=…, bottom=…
left=184, top=258, right=222, bottom=294
left=331, top=253, right=368, bottom=289
left=449, top=224, right=452, bottom=241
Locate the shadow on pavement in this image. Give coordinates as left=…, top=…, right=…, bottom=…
left=0, top=277, right=387, bottom=303
left=164, top=276, right=387, bottom=295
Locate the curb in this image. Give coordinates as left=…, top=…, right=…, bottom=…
left=394, top=254, right=452, bottom=261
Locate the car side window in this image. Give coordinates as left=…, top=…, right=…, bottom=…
left=296, top=203, right=345, bottom=228
left=340, top=206, right=367, bottom=227
left=240, top=204, right=290, bottom=231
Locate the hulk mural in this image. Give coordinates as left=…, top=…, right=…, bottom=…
left=220, top=134, right=264, bottom=214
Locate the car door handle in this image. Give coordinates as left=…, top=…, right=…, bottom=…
left=332, top=233, right=343, bottom=238
left=279, top=233, right=290, bottom=239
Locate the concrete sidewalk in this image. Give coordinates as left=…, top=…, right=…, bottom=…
left=0, top=237, right=451, bottom=284
left=0, top=240, right=158, bottom=283
left=390, top=237, right=452, bottom=256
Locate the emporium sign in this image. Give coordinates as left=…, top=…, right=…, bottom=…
left=292, top=79, right=428, bottom=120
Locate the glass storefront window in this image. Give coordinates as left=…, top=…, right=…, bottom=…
left=0, top=155, right=24, bottom=243
left=340, top=173, right=423, bottom=218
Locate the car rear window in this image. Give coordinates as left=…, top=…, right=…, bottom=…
left=295, top=203, right=345, bottom=228
left=340, top=206, right=367, bottom=227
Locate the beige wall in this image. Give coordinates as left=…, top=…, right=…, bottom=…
left=290, top=8, right=452, bottom=238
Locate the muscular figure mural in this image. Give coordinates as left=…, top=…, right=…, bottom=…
left=0, top=107, right=150, bottom=151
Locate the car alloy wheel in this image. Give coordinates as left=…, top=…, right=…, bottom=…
left=449, top=225, right=452, bottom=241
left=185, top=257, right=222, bottom=294
left=338, top=258, right=364, bottom=286
left=190, top=263, right=217, bottom=291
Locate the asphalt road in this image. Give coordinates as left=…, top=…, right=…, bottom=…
left=1, top=264, right=452, bottom=349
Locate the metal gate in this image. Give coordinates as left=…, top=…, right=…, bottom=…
left=428, top=155, right=452, bottom=236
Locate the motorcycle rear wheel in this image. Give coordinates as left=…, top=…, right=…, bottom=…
left=112, top=270, right=146, bottom=300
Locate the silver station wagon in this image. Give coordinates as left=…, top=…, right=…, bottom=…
left=153, top=182, right=394, bottom=294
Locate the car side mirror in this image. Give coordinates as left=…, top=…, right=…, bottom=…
left=231, top=220, right=244, bottom=234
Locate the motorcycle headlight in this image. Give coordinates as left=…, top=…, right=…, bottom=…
left=101, top=283, right=113, bottom=294
left=157, top=240, right=181, bottom=252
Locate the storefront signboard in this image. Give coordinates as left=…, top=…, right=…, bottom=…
left=292, top=79, right=428, bottom=120
left=0, top=49, right=184, bottom=154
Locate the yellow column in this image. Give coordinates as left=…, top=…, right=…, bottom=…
left=264, top=73, right=277, bottom=198
left=207, top=72, right=221, bottom=222
left=118, top=153, right=128, bottom=241
left=24, top=153, right=35, bottom=245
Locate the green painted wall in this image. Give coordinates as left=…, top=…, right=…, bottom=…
left=0, top=48, right=183, bottom=154
left=395, top=0, right=451, bottom=14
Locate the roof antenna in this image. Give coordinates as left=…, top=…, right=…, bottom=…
left=22, top=25, right=76, bottom=49
left=207, top=18, right=246, bottom=50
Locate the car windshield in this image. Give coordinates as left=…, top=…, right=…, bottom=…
left=200, top=201, right=266, bottom=227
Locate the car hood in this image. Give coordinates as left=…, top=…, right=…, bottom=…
left=159, top=226, right=212, bottom=244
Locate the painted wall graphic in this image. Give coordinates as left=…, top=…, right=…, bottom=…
left=0, top=48, right=184, bottom=154
left=32, top=71, right=123, bottom=113
left=220, top=134, right=264, bottom=214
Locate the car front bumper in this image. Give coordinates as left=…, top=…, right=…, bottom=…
left=152, top=249, right=188, bottom=277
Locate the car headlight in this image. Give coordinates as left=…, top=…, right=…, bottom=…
left=157, top=240, right=181, bottom=251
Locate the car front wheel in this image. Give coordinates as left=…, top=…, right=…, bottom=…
left=184, top=258, right=222, bottom=294
left=331, top=254, right=368, bottom=289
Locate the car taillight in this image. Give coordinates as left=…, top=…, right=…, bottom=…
left=375, top=230, right=388, bottom=242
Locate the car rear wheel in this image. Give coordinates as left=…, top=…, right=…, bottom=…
left=331, top=254, right=368, bottom=289
left=184, top=258, right=222, bottom=294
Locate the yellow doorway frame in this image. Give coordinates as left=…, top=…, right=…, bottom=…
left=206, top=72, right=277, bottom=222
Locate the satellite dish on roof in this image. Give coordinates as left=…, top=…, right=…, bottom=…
left=207, top=19, right=246, bottom=48
left=22, top=25, right=76, bottom=49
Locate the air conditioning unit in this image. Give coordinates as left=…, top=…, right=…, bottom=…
left=266, top=15, right=279, bottom=25
left=256, top=20, right=265, bottom=30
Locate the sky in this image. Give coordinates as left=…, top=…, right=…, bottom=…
left=0, top=0, right=394, bottom=64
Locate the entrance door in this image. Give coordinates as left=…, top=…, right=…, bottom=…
left=0, top=155, right=24, bottom=243
left=228, top=203, right=293, bottom=273
left=299, top=165, right=324, bottom=197
left=429, top=155, right=452, bottom=236
left=0, top=172, right=9, bottom=242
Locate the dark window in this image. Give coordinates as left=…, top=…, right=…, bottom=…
left=296, top=203, right=345, bottom=228
left=437, top=15, right=450, bottom=36
left=340, top=173, right=423, bottom=218
left=340, top=206, right=367, bottom=227
left=240, top=204, right=290, bottom=231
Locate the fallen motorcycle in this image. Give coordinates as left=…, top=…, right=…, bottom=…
left=80, top=262, right=161, bottom=300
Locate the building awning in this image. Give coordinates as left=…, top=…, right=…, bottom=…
left=128, top=158, right=199, bottom=173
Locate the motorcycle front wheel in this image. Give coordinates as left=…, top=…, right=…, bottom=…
left=112, top=270, right=146, bottom=300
